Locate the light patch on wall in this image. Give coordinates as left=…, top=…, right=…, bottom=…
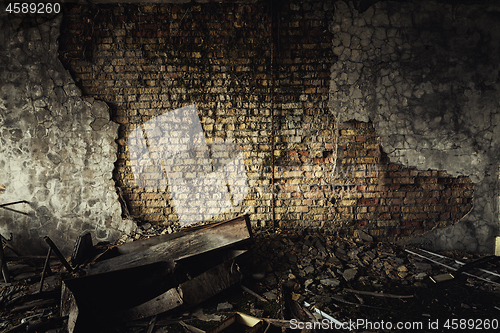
left=129, top=104, right=250, bottom=226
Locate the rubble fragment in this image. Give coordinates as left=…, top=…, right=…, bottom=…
left=1, top=223, right=500, bottom=332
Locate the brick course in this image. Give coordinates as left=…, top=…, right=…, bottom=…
left=59, top=0, right=473, bottom=240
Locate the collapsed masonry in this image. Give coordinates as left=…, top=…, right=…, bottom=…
left=1, top=0, right=500, bottom=260
left=1, top=217, right=500, bottom=333
left=329, top=1, right=500, bottom=253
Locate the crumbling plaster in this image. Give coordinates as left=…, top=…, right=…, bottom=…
left=0, top=11, right=136, bottom=255
left=329, top=0, right=500, bottom=253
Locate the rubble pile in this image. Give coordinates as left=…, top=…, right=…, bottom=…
left=247, top=229, right=500, bottom=329
left=1, top=221, right=500, bottom=333
left=0, top=258, right=64, bottom=332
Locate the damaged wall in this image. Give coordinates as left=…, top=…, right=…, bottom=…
left=59, top=1, right=339, bottom=227
left=0, top=8, right=135, bottom=255
left=3, top=0, right=498, bottom=254
left=329, top=0, right=500, bottom=253
left=58, top=0, right=483, bottom=249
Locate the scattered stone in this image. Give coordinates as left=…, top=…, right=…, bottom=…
left=356, top=230, right=373, bottom=242
left=291, top=293, right=301, bottom=302
left=313, top=238, right=326, bottom=253
left=252, top=272, right=266, bottom=280
left=320, top=278, right=341, bottom=287
left=312, top=312, right=322, bottom=321
left=263, top=290, right=277, bottom=301
left=343, top=268, right=358, bottom=282
left=217, top=302, right=233, bottom=311
left=413, top=262, right=432, bottom=271
left=304, top=265, right=315, bottom=274
left=265, top=274, right=277, bottom=286
left=248, top=304, right=264, bottom=318
left=191, top=308, right=221, bottom=322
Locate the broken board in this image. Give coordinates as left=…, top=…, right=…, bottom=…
left=89, top=214, right=252, bottom=275
left=63, top=250, right=247, bottom=333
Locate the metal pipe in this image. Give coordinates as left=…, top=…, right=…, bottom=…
left=270, top=0, right=276, bottom=231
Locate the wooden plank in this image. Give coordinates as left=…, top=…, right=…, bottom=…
left=89, top=215, right=251, bottom=275
left=180, top=252, right=244, bottom=306
left=117, top=287, right=183, bottom=322
left=44, top=236, right=73, bottom=273
left=61, top=283, right=79, bottom=333
left=119, top=250, right=246, bottom=321
left=71, top=232, right=94, bottom=266
left=109, top=230, right=190, bottom=256
left=0, top=241, right=10, bottom=283
left=62, top=261, right=176, bottom=333
left=110, top=216, right=250, bottom=256
left=64, top=261, right=176, bottom=315
left=65, top=250, right=246, bottom=332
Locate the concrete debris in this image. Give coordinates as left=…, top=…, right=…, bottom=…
left=1, top=225, right=500, bottom=333
left=342, top=268, right=358, bottom=282
left=216, top=302, right=234, bottom=312
left=262, top=290, right=278, bottom=301
left=191, top=308, right=222, bottom=322
left=320, top=278, right=340, bottom=287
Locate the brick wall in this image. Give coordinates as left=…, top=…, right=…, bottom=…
left=333, top=121, right=473, bottom=239
left=58, top=0, right=473, bottom=240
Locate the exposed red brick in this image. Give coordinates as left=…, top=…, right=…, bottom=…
left=358, top=198, right=379, bottom=205
left=59, top=2, right=473, bottom=237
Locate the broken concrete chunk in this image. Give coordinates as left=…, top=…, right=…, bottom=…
left=192, top=308, right=222, bottom=322
left=413, top=261, right=432, bottom=271
left=342, top=268, right=358, bottom=281
left=320, top=278, right=340, bottom=287
left=216, top=302, right=233, bottom=311
left=251, top=272, right=265, bottom=280
left=304, top=265, right=315, bottom=274
left=263, top=290, right=278, bottom=301
left=356, top=230, right=374, bottom=242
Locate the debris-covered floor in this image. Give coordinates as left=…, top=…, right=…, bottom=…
left=1, top=222, right=500, bottom=333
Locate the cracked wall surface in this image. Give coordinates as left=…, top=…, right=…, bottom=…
left=2, top=0, right=497, bottom=254
left=59, top=0, right=479, bottom=245
left=0, top=10, right=136, bottom=255
left=329, top=0, right=500, bottom=253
